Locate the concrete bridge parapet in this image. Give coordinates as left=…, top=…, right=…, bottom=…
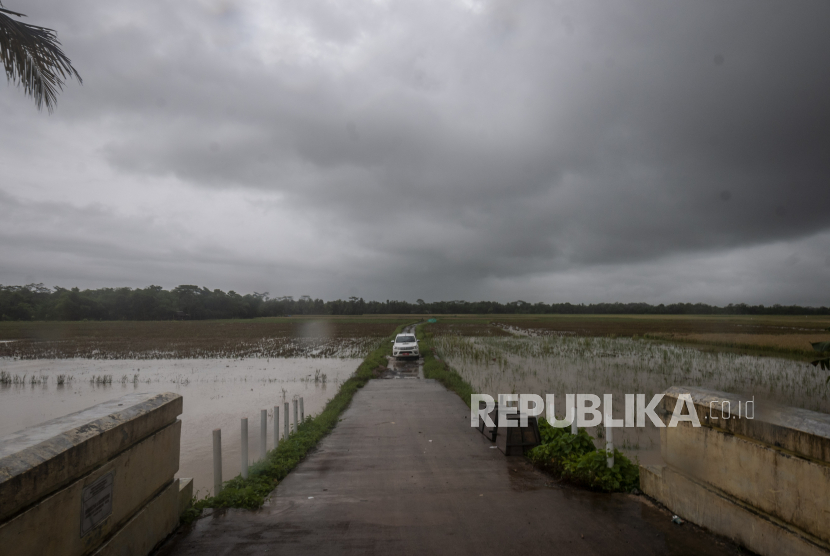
left=641, top=386, right=830, bottom=556
left=0, top=392, right=191, bottom=556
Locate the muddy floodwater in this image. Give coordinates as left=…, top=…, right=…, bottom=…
left=0, top=357, right=361, bottom=497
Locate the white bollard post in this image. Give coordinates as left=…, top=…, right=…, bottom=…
left=260, top=409, right=268, bottom=461
left=284, top=402, right=289, bottom=438
left=293, top=399, right=298, bottom=434
left=241, top=418, right=249, bottom=479
left=213, top=428, right=223, bottom=495
left=605, top=410, right=614, bottom=469
left=274, top=405, right=280, bottom=446
left=571, top=396, right=578, bottom=435
left=300, top=397, right=304, bottom=422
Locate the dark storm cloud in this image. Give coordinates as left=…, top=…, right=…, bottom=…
left=1, top=0, right=829, bottom=302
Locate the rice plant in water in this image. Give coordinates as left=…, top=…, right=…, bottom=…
left=434, top=333, right=829, bottom=461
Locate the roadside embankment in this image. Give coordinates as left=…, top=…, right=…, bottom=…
left=183, top=322, right=413, bottom=518
left=417, top=323, right=473, bottom=406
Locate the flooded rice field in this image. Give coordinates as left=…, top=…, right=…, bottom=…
left=434, top=334, right=828, bottom=465
left=0, top=335, right=382, bottom=360
left=0, top=357, right=361, bottom=497
left=0, top=319, right=400, bottom=360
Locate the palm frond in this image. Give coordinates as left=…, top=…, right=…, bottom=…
left=811, top=341, right=830, bottom=353
left=0, top=2, right=81, bottom=112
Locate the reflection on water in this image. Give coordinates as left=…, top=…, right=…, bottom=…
left=0, top=357, right=360, bottom=497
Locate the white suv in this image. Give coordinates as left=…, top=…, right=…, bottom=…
left=392, top=334, right=420, bottom=359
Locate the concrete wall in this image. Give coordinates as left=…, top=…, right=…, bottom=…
left=640, top=386, right=830, bottom=556
left=0, top=392, right=192, bottom=556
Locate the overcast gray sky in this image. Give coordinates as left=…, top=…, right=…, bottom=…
left=2, top=0, right=829, bottom=304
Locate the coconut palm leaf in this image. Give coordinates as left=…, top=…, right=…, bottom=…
left=0, top=2, right=81, bottom=112
left=811, top=341, right=830, bottom=353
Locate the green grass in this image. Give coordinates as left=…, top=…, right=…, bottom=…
left=182, top=322, right=411, bottom=522
left=417, top=323, right=474, bottom=407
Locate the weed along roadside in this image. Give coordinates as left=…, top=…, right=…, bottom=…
left=417, top=323, right=473, bottom=407
left=417, top=321, right=641, bottom=493
left=182, top=323, right=414, bottom=520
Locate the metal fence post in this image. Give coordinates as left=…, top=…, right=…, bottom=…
left=260, top=409, right=268, bottom=461
left=300, top=397, right=304, bottom=422
left=274, top=405, right=280, bottom=446
left=241, top=418, right=249, bottom=479
left=284, top=402, right=289, bottom=438
left=213, top=428, right=223, bottom=495
left=293, top=399, right=298, bottom=434
left=571, top=396, right=578, bottom=435
left=606, top=410, right=614, bottom=469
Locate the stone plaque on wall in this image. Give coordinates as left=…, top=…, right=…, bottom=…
left=80, top=472, right=113, bottom=537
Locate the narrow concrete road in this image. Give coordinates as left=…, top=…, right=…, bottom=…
left=158, top=379, right=745, bottom=556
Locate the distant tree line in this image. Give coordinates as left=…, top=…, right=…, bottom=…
left=0, top=284, right=828, bottom=321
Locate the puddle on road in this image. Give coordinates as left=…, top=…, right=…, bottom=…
left=379, top=356, right=424, bottom=379
left=0, top=357, right=361, bottom=497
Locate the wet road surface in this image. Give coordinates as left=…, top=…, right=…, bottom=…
left=157, top=378, right=746, bottom=555
left=377, top=354, right=423, bottom=379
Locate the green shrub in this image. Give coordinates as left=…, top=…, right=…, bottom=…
left=527, top=417, right=640, bottom=493
left=531, top=419, right=596, bottom=461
